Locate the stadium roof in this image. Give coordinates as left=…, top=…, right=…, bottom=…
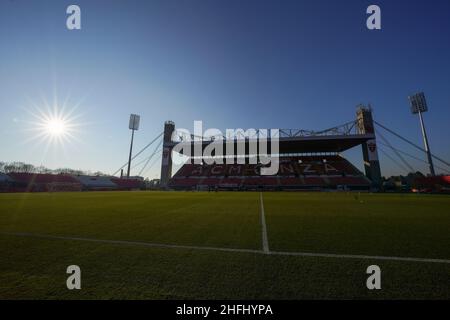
left=169, top=133, right=375, bottom=155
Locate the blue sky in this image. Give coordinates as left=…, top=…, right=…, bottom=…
left=1, top=0, right=449, bottom=178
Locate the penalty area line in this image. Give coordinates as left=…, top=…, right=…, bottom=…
left=1, top=231, right=450, bottom=265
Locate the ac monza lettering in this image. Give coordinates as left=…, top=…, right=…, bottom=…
left=324, top=163, right=339, bottom=173
left=299, top=163, right=315, bottom=174
left=185, top=161, right=339, bottom=176
left=210, top=165, right=223, bottom=175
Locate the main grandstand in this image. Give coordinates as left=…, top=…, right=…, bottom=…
left=169, top=155, right=371, bottom=191
left=162, top=106, right=382, bottom=191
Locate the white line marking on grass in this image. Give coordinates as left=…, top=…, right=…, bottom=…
left=259, top=192, right=270, bottom=253
left=0, top=232, right=261, bottom=255
left=1, top=231, right=450, bottom=264
left=269, top=251, right=450, bottom=264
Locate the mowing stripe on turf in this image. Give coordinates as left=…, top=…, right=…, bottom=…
left=2, top=231, right=450, bottom=264
left=259, top=192, right=270, bottom=253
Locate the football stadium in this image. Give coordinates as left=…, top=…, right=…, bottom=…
left=1, top=0, right=450, bottom=306
left=1, top=105, right=450, bottom=300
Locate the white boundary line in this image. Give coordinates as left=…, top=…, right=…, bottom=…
left=269, top=251, right=450, bottom=264
left=0, top=232, right=261, bottom=255
left=1, top=231, right=450, bottom=264
left=259, top=192, right=270, bottom=253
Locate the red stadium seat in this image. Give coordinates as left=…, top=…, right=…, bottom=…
left=7, top=173, right=82, bottom=192
left=168, top=155, right=369, bottom=190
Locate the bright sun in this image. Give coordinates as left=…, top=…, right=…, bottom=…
left=45, top=118, right=67, bottom=136
left=25, top=96, right=82, bottom=148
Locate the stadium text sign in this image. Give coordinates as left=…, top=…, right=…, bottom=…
left=171, top=121, right=280, bottom=175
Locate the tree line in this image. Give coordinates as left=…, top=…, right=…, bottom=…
left=0, top=161, right=106, bottom=176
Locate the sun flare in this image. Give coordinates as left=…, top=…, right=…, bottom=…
left=24, top=94, right=84, bottom=149
left=45, top=118, right=67, bottom=136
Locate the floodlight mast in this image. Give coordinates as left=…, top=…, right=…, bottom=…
left=409, top=92, right=435, bottom=176
left=127, top=114, right=140, bottom=178
left=417, top=110, right=435, bottom=176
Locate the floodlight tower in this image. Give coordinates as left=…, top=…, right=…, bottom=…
left=127, top=114, right=140, bottom=178
left=408, top=92, right=435, bottom=176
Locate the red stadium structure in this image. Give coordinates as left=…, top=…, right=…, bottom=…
left=161, top=106, right=383, bottom=191
left=0, top=173, right=143, bottom=193
left=413, top=175, right=450, bottom=193
left=169, top=155, right=371, bottom=191
left=110, top=177, right=143, bottom=190
left=6, top=173, right=82, bottom=192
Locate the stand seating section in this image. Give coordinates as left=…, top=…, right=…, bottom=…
left=0, top=173, right=142, bottom=192
left=169, top=156, right=371, bottom=189
left=110, top=178, right=143, bottom=190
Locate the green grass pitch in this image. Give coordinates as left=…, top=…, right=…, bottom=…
left=0, top=191, right=449, bottom=299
